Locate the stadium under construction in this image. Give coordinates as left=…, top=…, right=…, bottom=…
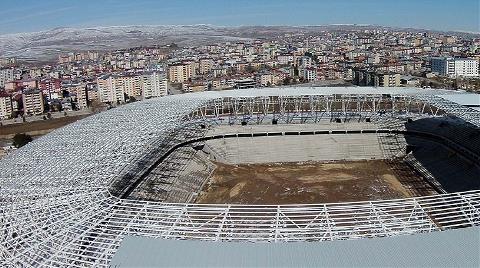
left=0, top=87, right=479, bottom=267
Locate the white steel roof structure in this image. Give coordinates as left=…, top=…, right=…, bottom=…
left=0, top=87, right=479, bottom=267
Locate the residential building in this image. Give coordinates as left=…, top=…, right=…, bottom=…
left=97, top=71, right=167, bottom=104
left=375, top=73, right=401, bottom=87
left=5, top=79, right=38, bottom=93
left=260, top=74, right=275, bottom=87
left=0, top=68, right=14, bottom=88
left=431, top=57, right=479, bottom=77
left=233, top=78, right=256, bottom=89
left=353, top=69, right=400, bottom=87
left=302, top=68, right=317, bottom=81
left=22, top=89, right=44, bottom=115
left=199, top=58, right=214, bottom=74
left=453, top=58, right=479, bottom=77
left=168, top=63, right=194, bottom=83
left=39, top=78, right=62, bottom=100
left=0, top=92, right=13, bottom=119
left=65, top=83, right=88, bottom=110
left=97, top=75, right=125, bottom=104
left=121, top=74, right=143, bottom=97
left=142, top=72, right=168, bottom=98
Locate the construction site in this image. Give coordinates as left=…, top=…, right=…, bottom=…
left=2, top=87, right=480, bottom=266
left=114, top=92, right=480, bottom=205
left=124, top=114, right=478, bottom=204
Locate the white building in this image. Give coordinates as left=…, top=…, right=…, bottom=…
left=277, top=54, right=294, bottom=65
left=302, top=68, right=317, bottom=82
left=454, top=59, right=479, bottom=77
left=431, top=57, right=479, bottom=77
left=260, top=74, right=274, bottom=87
left=97, top=72, right=167, bottom=104
left=0, top=92, right=13, bottom=119
left=142, top=72, right=168, bottom=99
left=0, top=68, right=14, bottom=88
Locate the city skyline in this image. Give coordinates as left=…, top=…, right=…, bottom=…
left=0, top=0, right=479, bottom=35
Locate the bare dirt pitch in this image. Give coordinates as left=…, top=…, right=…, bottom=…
left=195, top=160, right=431, bottom=204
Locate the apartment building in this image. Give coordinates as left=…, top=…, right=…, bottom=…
left=39, top=78, right=62, bottom=100
left=278, top=54, right=294, bottom=65
left=22, top=89, right=44, bottom=115
left=64, top=83, right=88, bottom=110
left=0, top=92, right=13, bottom=119
left=353, top=69, right=400, bottom=87
left=121, top=75, right=143, bottom=97
left=431, top=57, right=479, bottom=77
left=97, top=72, right=167, bottom=104
left=0, top=68, right=15, bottom=88
left=302, top=68, right=317, bottom=82
left=453, top=58, right=479, bottom=77
left=97, top=75, right=124, bottom=104
left=260, top=74, right=275, bottom=87
left=4, top=79, right=38, bottom=93
left=375, top=73, right=401, bottom=87
left=168, top=62, right=194, bottom=83
left=199, top=58, right=214, bottom=74
left=142, top=72, right=168, bottom=98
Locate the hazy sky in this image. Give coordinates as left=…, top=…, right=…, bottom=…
left=0, top=0, right=478, bottom=34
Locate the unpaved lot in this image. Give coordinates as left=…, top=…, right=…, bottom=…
left=196, top=160, right=428, bottom=204
left=0, top=115, right=89, bottom=138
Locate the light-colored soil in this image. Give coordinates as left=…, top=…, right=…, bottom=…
left=195, top=160, right=422, bottom=204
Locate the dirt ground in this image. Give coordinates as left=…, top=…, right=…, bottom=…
left=0, top=115, right=88, bottom=138
left=195, top=160, right=425, bottom=204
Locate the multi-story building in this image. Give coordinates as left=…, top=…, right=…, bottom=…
left=278, top=54, right=294, bottom=65
left=375, top=73, right=401, bottom=87
left=5, top=79, right=38, bottom=93
left=98, top=72, right=167, bottom=104
left=431, top=57, right=479, bottom=77
left=97, top=74, right=125, bottom=104
left=302, top=67, right=317, bottom=81
left=22, top=89, right=44, bottom=115
left=142, top=72, right=168, bottom=98
left=353, top=69, right=400, bottom=87
left=39, top=78, right=62, bottom=100
left=0, top=68, right=15, bottom=88
left=353, top=69, right=375, bottom=86
left=453, top=58, right=479, bottom=77
left=65, top=83, right=88, bottom=110
left=431, top=57, right=455, bottom=76
left=168, top=63, right=194, bottom=83
left=0, top=92, right=13, bottom=119
left=233, top=78, right=256, bottom=89
left=87, top=88, right=99, bottom=102
left=212, top=67, right=227, bottom=78
left=260, top=74, right=274, bottom=87
left=199, top=58, right=214, bottom=74
left=121, top=75, right=143, bottom=97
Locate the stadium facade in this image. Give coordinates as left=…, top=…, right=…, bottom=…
left=0, top=87, right=479, bottom=267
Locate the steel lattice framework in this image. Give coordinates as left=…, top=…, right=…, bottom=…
left=1, top=87, right=479, bottom=267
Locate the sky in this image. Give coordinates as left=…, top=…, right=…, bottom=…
left=0, top=0, right=478, bottom=35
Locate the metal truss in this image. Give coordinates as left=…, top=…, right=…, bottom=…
left=0, top=87, right=479, bottom=267
left=414, top=94, right=480, bottom=127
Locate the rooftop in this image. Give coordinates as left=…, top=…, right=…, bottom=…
left=111, top=227, right=480, bottom=267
